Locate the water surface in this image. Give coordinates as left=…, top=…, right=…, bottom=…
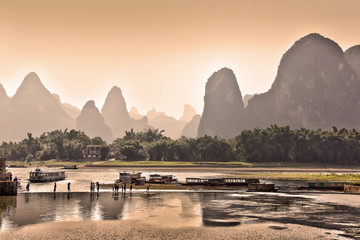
left=3, top=167, right=360, bottom=238
left=1, top=191, right=360, bottom=239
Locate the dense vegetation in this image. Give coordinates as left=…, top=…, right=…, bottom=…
left=1, top=125, right=360, bottom=164
left=0, top=129, right=109, bottom=162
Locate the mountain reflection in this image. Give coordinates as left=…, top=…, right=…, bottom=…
left=0, top=192, right=204, bottom=229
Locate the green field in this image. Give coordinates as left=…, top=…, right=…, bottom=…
left=90, top=160, right=359, bottom=169
left=6, top=159, right=360, bottom=183
left=7, top=158, right=360, bottom=169
left=229, top=172, right=360, bottom=183
left=7, top=159, right=96, bottom=167
left=96, top=160, right=252, bottom=167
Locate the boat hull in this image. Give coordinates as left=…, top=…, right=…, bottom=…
left=63, top=165, right=78, bottom=169
left=29, top=168, right=66, bottom=183
left=29, top=177, right=66, bottom=183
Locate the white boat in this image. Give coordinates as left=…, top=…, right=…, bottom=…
left=117, top=171, right=145, bottom=184
left=29, top=168, right=66, bottom=182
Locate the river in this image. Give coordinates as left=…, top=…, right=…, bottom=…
left=1, top=167, right=360, bottom=238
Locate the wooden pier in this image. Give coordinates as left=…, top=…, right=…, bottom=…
left=185, top=177, right=259, bottom=186
left=0, top=158, right=18, bottom=195
left=247, top=183, right=277, bottom=192
left=0, top=181, right=18, bottom=196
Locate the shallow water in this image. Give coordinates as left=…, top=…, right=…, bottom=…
left=2, top=167, right=360, bottom=238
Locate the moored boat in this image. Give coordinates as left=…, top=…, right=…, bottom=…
left=185, top=177, right=259, bottom=186
left=247, top=183, right=277, bottom=192
left=298, top=181, right=346, bottom=190
left=29, top=168, right=66, bottom=182
left=63, top=165, right=78, bottom=169
left=147, top=174, right=177, bottom=184
left=344, top=184, right=360, bottom=193
left=117, top=171, right=145, bottom=185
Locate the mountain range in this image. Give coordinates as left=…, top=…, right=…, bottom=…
left=1, top=33, right=360, bottom=141
left=0, top=74, right=197, bottom=141
left=245, top=33, right=360, bottom=130
left=0, top=72, right=74, bottom=141
left=198, top=33, right=360, bottom=137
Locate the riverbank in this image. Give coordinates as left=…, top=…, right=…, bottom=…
left=7, top=166, right=360, bottom=190
left=0, top=220, right=347, bottom=240
left=7, top=159, right=360, bottom=170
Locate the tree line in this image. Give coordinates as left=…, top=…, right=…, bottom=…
left=1, top=125, right=360, bottom=164
left=0, top=129, right=109, bottom=162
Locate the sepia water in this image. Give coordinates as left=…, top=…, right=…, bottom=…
left=1, top=167, right=360, bottom=238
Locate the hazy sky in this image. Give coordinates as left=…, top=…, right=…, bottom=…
left=1, top=0, right=359, bottom=118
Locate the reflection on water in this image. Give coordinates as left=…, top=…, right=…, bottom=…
left=122, top=192, right=202, bottom=228
left=1, top=191, right=360, bottom=238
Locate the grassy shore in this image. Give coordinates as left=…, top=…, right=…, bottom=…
left=7, top=159, right=97, bottom=167
left=6, top=159, right=360, bottom=184
left=91, top=160, right=254, bottom=167
left=7, top=159, right=360, bottom=169
left=86, top=160, right=360, bottom=169
left=227, top=172, right=360, bottom=183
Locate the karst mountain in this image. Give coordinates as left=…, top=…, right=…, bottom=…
left=1, top=33, right=360, bottom=142
left=197, top=68, right=245, bottom=138
left=76, top=100, right=113, bottom=143
left=345, top=45, right=360, bottom=80
left=0, top=72, right=74, bottom=141
left=245, top=33, right=360, bottom=130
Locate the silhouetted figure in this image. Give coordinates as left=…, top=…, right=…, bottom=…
left=90, top=182, right=96, bottom=192
left=26, top=183, right=30, bottom=191
left=96, top=182, right=100, bottom=192
left=14, top=176, right=18, bottom=188
left=124, top=183, right=127, bottom=192
left=147, top=185, right=150, bottom=192
left=130, top=183, right=133, bottom=191
left=68, top=182, right=71, bottom=191
left=53, top=182, right=57, bottom=192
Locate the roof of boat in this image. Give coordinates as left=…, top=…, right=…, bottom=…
left=30, top=168, right=66, bottom=174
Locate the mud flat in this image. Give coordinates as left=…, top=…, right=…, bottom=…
left=0, top=220, right=348, bottom=240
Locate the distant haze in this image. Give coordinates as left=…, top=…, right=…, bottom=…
left=0, top=0, right=359, bottom=118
